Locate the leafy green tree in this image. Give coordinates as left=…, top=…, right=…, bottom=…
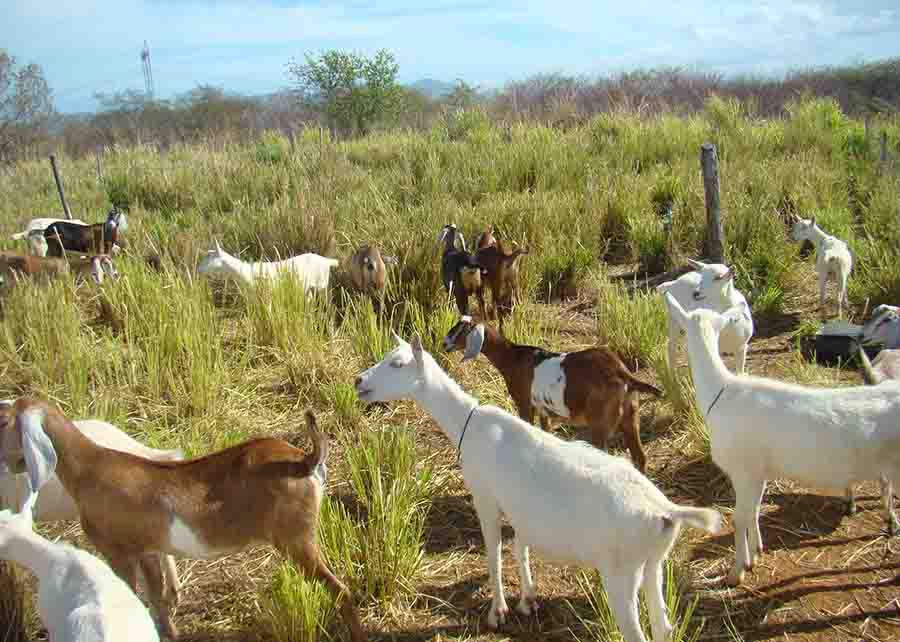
left=287, top=49, right=403, bottom=136
left=0, top=49, right=55, bottom=161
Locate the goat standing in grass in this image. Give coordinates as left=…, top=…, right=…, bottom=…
left=664, top=293, right=900, bottom=586
left=1, top=400, right=365, bottom=641
left=438, top=223, right=484, bottom=316
left=355, top=333, right=721, bottom=641
left=656, top=259, right=753, bottom=374
left=197, top=239, right=339, bottom=293
left=443, top=316, right=660, bottom=472
left=0, top=507, right=160, bottom=642
left=790, top=215, right=853, bottom=318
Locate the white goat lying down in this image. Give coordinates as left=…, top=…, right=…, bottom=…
left=0, top=507, right=160, bottom=642
left=197, top=239, right=339, bottom=292
left=0, top=400, right=184, bottom=607
left=657, top=259, right=754, bottom=374
left=790, top=215, right=853, bottom=318
left=664, top=293, right=900, bottom=587
left=355, top=333, right=721, bottom=642
left=861, top=304, right=900, bottom=350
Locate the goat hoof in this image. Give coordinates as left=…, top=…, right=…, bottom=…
left=726, top=568, right=744, bottom=587
left=487, top=605, right=509, bottom=628
left=516, top=596, right=538, bottom=616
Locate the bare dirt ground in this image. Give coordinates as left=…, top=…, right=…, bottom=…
left=30, top=266, right=900, bottom=642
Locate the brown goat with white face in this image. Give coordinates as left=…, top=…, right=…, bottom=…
left=0, top=399, right=365, bottom=642
left=475, top=225, right=497, bottom=250
left=442, top=317, right=662, bottom=473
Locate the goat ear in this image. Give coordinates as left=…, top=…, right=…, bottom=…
left=810, top=215, right=817, bottom=226
left=663, top=292, right=689, bottom=326
left=17, top=407, right=57, bottom=498
left=437, top=227, right=449, bottom=244
left=214, top=238, right=223, bottom=253
left=462, top=324, right=485, bottom=361
left=687, top=258, right=705, bottom=270
left=411, top=334, right=426, bottom=373
left=391, top=330, right=407, bottom=347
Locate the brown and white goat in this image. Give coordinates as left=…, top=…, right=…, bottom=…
left=0, top=252, right=118, bottom=287
left=474, top=240, right=528, bottom=327
left=442, top=317, right=662, bottom=472
left=1, top=399, right=365, bottom=642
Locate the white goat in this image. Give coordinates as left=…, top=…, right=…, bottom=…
left=664, top=292, right=900, bottom=586
left=861, top=304, right=900, bottom=350
left=657, top=259, right=754, bottom=374
left=790, top=215, right=853, bottom=318
left=197, top=240, right=338, bottom=292
left=355, top=333, right=721, bottom=642
left=0, top=507, right=160, bottom=642
left=0, top=400, right=184, bottom=607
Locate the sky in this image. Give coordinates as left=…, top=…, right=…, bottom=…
left=3, top=1, right=899, bottom=113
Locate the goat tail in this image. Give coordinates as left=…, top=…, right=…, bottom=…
left=664, top=505, right=722, bottom=534
left=304, top=410, right=330, bottom=468
left=628, top=376, right=664, bottom=398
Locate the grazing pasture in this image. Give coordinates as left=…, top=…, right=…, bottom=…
left=1, top=97, right=900, bottom=641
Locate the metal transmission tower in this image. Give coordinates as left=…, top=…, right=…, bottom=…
left=141, top=40, right=155, bottom=98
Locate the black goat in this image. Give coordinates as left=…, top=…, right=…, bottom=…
left=438, top=223, right=485, bottom=317
left=42, top=207, right=127, bottom=257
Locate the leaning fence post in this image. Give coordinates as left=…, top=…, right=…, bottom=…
left=49, top=154, right=73, bottom=220
left=95, top=145, right=104, bottom=181
left=700, top=143, right=724, bottom=263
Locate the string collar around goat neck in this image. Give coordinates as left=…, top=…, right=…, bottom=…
left=456, top=404, right=479, bottom=464
left=705, top=384, right=728, bottom=419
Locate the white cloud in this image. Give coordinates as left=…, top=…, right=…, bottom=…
left=2, top=0, right=898, bottom=111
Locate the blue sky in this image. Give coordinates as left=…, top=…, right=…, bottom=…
left=3, top=1, right=899, bottom=113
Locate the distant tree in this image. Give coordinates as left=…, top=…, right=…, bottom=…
left=93, top=89, right=174, bottom=146
left=0, top=49, right=55, bottom=161
left=287, top=49, right=403, bottom=136
left=444, top=79, right=479, bottom=112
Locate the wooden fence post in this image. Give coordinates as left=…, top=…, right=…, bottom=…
left=700, top=143, right=724, bottom=263
left=881, top=131, right=889, bottom=166
left=95, top=146, right=104, bottom=181
left=49, top=154, right=73, bottom=220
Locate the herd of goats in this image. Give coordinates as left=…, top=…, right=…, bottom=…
left=1, top=207, right=900, bottom=642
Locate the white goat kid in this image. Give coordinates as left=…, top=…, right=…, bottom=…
left=354, top=333, right=721, bottom=642
left=664, top=293, right=900, bottom=587
left=657, top=259, right=754, bottom=374
left=197, top=240, right=339, bottom=292
left=790, top=216, right=853, bottom=318
left=0, top=507, right=160, bottom=642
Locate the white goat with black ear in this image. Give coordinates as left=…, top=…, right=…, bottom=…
left=664, top=293, right=900, bottom=587
left=0, top=507, right=160, bottom=642
left=657, top=259, right=754, bottom=374
left=355, top=333, right=721, bottom=642
left=790, top=215, right=852, bottom=318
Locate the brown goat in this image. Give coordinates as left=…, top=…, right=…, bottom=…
left=1, top=399, right=365, bottom=641
left=474, top=239, right=528, bottom=327
left=442, top=318, right=662, bottom=473
left=348, top=244, right=388, bottom=294
left=0, top=252, right=117, bottom=287
left=475, top=225, right=497, bottom=250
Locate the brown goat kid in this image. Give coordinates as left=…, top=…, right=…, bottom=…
left=349, top=244, right=391, bottom=295
left=442, top=318, right=662, bottom=473
left=1, top=399, right=365, bottom=642
left=475, top=240, right=528, bottom=327
left=0, top=252, right=117, bottom=287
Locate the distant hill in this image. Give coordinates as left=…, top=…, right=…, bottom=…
left=408, top=78, right=456, bottom=99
